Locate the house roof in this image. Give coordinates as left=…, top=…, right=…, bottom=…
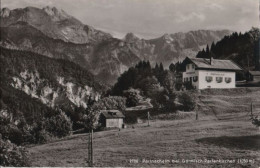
left=183, top=57, right=242, bottom=71
left=101, top=110, right=125, bottom=119
left=249, top=71, right=260, bottom=76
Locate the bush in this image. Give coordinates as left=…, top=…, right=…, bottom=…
left=0, top=109, right=24, bottom=145
left=183, top=81, right=195, bottom=90
left=177, top=93, right=196, bottom=111
left=0, top=135, right=30, bottom=166
left=29, top=111, right=72, bottom=144
left=45, top=111, right=72, bottom=138
left=0, top=108, right=72, bottom=144
left=250, top=116, right=260, bottom=127
left=92, top=96, right=126, bottom=111
left=123, top=88, right=142, bottom=107
left=164, top=98, right=176, bottom=112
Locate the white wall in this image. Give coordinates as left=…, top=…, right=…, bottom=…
left=183, top=63, right=199, bottom=89
left=197, top=70, right=235, bottom=89
left=183, top=66, right=236, bottom=89
left=106, top=118, right=124, bottom=128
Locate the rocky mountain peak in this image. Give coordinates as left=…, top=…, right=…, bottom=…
left=42, top=6, right=70, bottom=20
left=124, top=32, right=140, bottom=42
left=1, top=7, right=11, bottom=18
left=160, top=33, right=174, bottom=43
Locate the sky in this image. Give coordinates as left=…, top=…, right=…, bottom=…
left=1, top=0, right=259, bottom=39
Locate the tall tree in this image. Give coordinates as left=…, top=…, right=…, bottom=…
left=159, top=63, right=164, bottom=72
left=206, top=45, right=210, bottom=58
left=169, top=63, right=175, bottom=72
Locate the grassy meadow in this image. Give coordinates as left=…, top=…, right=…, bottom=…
left=28, top=88, right=260, bottom=167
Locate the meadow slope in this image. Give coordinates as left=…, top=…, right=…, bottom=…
left=28, top=88, right=260, bottom=167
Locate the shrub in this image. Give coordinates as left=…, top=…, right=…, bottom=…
left=123, top=88, right=142, bottom=107
left=45, top=111, right=72, bottom=138
left=29, top=111, right=72, bottom=143
left=29, top=121, right=48, bottom=144
left=164, top=99, right=176, bottom=112
left=0, top=135, right=30, bottom=166
left=92, top=96, right=126, bottom=111
left=0, top=109, right=24, bottom=145
left=250, top=116, right=260, bottom=127
left=183, top=81, right=195, bottom=90
left=177, top=93, right=196, bottom=111
left=0, top=108, right=72, bottom=144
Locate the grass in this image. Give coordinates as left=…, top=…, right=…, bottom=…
left=28, top=88, right=260, bottom=167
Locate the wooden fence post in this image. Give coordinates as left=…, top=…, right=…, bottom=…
left=251, top=102, right=253, bottom=116
left=91, top=129, right=93, bottom=167
left=88, top=130, right=91, bottom=167
left=147, top=112, right=150, bottom=126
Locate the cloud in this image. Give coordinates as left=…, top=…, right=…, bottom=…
left=175, top=12, right=206, bottom=23
left=2, top=0, right=53, bottom=8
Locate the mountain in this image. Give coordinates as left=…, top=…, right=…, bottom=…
left=0, top=6, right=231, bottom=84
left=1, top=21, right=94, bottom=68
left=1, top=6, right=112, bottom=44
left=148, top=30, right=231, bottom=65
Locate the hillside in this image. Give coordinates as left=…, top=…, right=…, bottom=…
left=0, top=47, right=105, bottom=139
left=1, top=22, right=94, bottom=69
left=0, top=6, right=231, bottom=84
left=27, top=87, right=260, bottom=167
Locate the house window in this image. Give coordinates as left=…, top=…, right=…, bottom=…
left=205, top=76, right=213, bottom=83
left=193, top=76, right=198, bottom=82
left=192, top=64, right=195, bottom=69
left=216, top=77, right=223, bottom=83
left=225, top=77, right=232, bottom=83
left=187, top=65, right=189, bottom=70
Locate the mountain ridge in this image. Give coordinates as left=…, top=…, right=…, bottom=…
left=0, top=6, right=232, bottom=84
left=1, top=6, right=112, bottom=44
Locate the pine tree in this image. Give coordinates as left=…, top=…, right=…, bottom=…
left=159, top=63, right=164, bottom=72
left=155, top=63, right=159, bottom=70
left=206, top=45, right=210, bottom=58
left=197, top=48, right=206, bottom=58
left=169, top=63, right=175, bottom=72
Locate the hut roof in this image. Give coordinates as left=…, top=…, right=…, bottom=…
left=101, top=110, right=125, bottom=119
left=182, top=57, right=242, bottom=71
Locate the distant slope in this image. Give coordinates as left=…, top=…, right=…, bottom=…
left=1, top=22, right=94, bottom=68
left=148, top=30, right=231, bottom=64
